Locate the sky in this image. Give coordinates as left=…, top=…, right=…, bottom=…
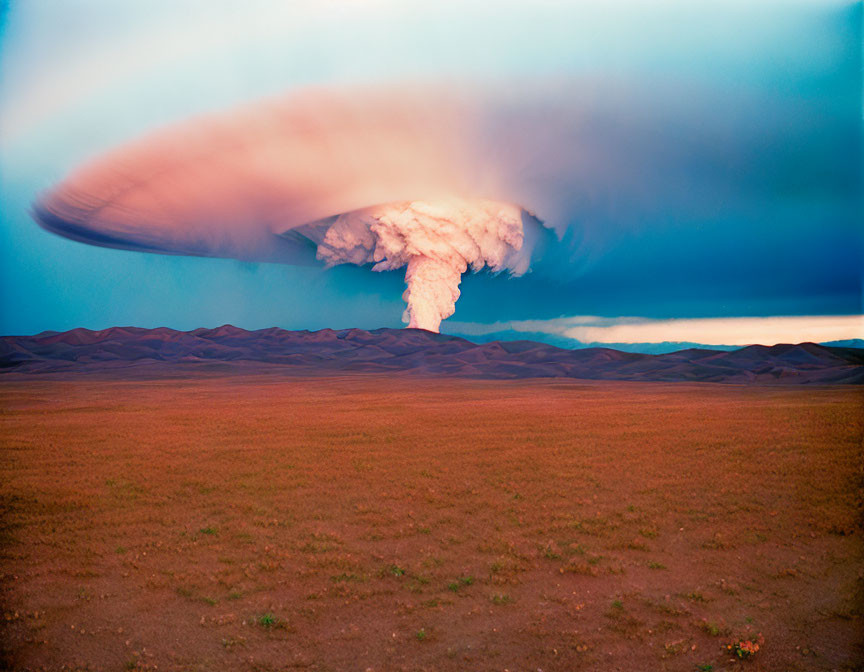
left=0, top=0, right=861, bottom=347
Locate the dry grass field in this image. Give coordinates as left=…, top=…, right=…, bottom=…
left=0, top=374, right=862, bottom=671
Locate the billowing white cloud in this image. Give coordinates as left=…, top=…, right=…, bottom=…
left=317, top=200, right=529, bottom=332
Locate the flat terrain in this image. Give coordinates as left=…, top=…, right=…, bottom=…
left=0, top=375, right=862, bottom=671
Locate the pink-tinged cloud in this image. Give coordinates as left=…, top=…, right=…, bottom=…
left=34, top=88, right=470, bottom=260
left=33, top=86, right=566, bottom=330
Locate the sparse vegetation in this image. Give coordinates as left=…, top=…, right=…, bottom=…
left=696, top=619, right=729, bottom=637
left=685, top=591, right=708, bottom=603
left=447, top=576, right=474, bottom=592
left=728, top=633, right=765, bottom=659
left=330, top=572, right=364, bottom=583
left=222, top=636, right=246, bottom=650
left=0, top=377, right=859, bottom=671
left=257, top=613, right=276, bottom=627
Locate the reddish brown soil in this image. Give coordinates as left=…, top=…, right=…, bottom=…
left=1, top=375, right=862, bottom=671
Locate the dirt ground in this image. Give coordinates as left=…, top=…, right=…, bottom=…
left=0, top=374, right=862, bottom=672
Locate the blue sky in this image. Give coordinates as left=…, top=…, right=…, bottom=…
left=0, top=0, right=861, bottom=345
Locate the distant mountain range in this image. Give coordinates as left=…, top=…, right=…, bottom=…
left=441, top=329, right=864, bottom=355
left=2, top=326, right=862, bottom=384
left=440, top=329, right=742, bottom=354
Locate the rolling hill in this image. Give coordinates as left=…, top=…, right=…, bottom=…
left=1, top=326, right=862, bottom=384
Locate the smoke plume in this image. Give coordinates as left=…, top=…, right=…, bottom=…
left=316, top=200, right=525, bottom=331
left=31, top=86, right=566, bottom=331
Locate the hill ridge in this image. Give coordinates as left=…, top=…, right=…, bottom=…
left=1, top=326, right=861, bottom=384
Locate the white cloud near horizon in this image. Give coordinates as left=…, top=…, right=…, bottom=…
left=445, top=314, right=864, bottom=346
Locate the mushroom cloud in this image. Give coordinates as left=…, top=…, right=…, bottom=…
left=33, top=86, right=562, bottom=332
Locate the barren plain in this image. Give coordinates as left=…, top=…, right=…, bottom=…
left=1, top=375, right=862, bottom=671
